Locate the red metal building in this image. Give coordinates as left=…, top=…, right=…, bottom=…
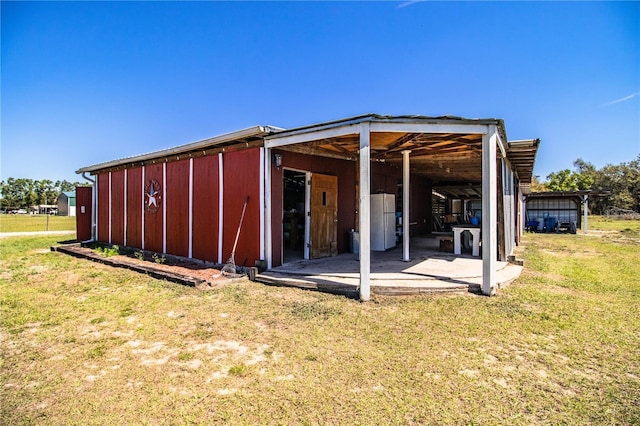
left=76, top=114, right=539, bottom=298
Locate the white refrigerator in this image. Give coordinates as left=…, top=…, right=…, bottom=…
left=371, top=193, right=396, bottom=251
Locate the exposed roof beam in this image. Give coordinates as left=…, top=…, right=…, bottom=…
left=369, top=121, right=489, bottom=135
left=277, top=144, right=355, bottom=161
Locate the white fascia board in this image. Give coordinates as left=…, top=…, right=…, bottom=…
left=264, top=123, right=361, bottom=148
left=369, top=121, right=489, bottom=135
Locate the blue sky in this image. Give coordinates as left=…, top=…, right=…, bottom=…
left=2, top=1, right=638, bottom=183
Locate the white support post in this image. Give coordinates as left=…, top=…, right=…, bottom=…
left=402, top=150, right=411, bottom=262
left=359, top=122, right=372, bottom=301
left=482, top=125, right=498, bottom=296
left=583, top=194, right=589, bottom=235
left=264, top=148, right=272, bottom=269
left=218, top=153, right=224, bottom=264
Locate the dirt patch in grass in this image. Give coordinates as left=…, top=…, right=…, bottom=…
left=56, top=243, right=229, bottom=287
left=110, top=254, right=227, bottom=287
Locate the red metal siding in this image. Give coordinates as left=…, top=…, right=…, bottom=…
left=126, top=167, right=143, bottom=249
left=192, top=155, right=219, bottom=262
left=110, top=170, right=125, bottom=246
left=75, top=186, right=92, bottom=242
left=165, top=160, right=190, bottom=257
left=97, top=173, right=110, bottom=243
left=143, top=163, right=164, bottom=253
left=223, top=148, right=261, bottom=267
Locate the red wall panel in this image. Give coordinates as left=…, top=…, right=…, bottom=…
left=97, top=173, right=110, bottom=243
left=126, top=167, right=142, bottom=249
left=165, top=160, right=190, bottom=257
left=223, top=149, right=261, bottom=267
left=192, top=155, right=219, bottom=262
left=143, top=163, right=164, bottom=253
left=110, top=170, right=125, bottom=246
left=76, top=186, right=93, bottom=242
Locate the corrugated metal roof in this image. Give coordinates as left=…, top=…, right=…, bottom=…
left=506, top=139, right=540, bottom=185
left=76, top=125, right=282, bottom=174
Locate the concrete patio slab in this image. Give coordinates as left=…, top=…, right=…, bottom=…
left=255, top=237, right=523, bottom=297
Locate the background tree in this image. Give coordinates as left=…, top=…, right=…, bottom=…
left=0, top=178, right=86, bottom=212
left=545, top=159, right=595, bottom=192
left=529, top=175, right=547, bottom=192
left=541, top=156, right=640, bottom=214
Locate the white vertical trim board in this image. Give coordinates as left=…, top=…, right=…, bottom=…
left=259, top=147, right=265, bottom=261
left=124, top=169, right=128, bottom=247
left=141, top=166, right=145, bottom=250
left=188, top=158, right=194, bottom=258
left=95, top=174, right=99, bottom=241
left=358, top=122, right=371, bottom=302
left=218, top=153, right=224, bottom=264
left=108, top=172, right=112, bottom=244
left=163, top=162, right=167, bottom=254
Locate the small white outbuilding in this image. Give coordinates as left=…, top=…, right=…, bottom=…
left=57, top=191, right=76, bottom=216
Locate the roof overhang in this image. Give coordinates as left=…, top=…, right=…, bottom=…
left=76, top=125, right=282, bottom=174
left=506, top=139, right=540, bottom=184
left=265, top=114, right=505, bottom=148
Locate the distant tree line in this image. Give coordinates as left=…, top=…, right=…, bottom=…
left=530, top=155, right=640, bottom=214
left=0, top=178, right=87, bottom=211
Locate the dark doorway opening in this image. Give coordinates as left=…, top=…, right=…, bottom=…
left=283, top=170, right=306, bottom=263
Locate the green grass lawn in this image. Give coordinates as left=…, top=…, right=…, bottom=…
left=0, top=214, right=76, bottom=233
left=0, top=218, right=638, bottom=424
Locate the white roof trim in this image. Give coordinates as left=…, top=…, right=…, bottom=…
left=77, top=125, right=282, bottom=173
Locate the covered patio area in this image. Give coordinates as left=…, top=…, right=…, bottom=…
left=254, top=236, right=523, bottom=297
left=263, top=114, right=538, bottom=300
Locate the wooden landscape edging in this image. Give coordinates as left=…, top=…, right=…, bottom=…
left=51, top=243, right=205, bottom=287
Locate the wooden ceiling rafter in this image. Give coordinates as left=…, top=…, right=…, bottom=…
left=328, top=142, right=354, bottom=156
left=280, top=143, right=355, bottom=161
left=384, top=132, right=420, bottom=151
